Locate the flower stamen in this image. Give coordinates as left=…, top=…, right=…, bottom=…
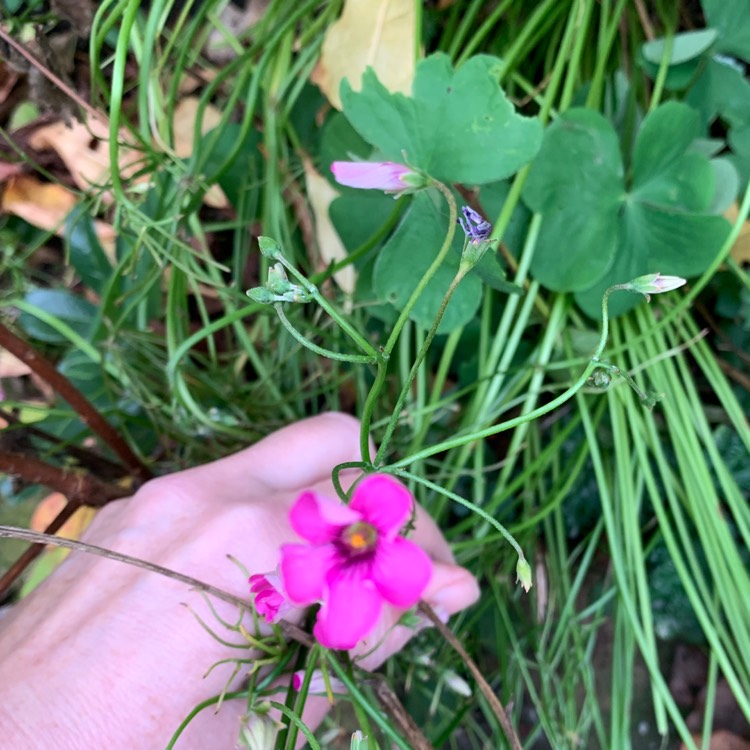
left=341, top=521, right=378, bottom=555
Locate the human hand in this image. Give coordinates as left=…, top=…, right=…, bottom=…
left=0, top=413, right=479, bottom=748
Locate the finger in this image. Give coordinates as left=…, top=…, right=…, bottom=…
left=157, top=413, right=366, bottom=502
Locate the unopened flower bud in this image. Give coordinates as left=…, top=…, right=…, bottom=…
left=443, top=669, right=472, bottom=697
left=624, top=273, right=686, bottom=302
left=240, top=707, right=280, bottom=750
left=258, top=236, right=282, bottom=259
left=247, top=287, right=278, bottom=304
left=331, top=161, right=428, bottom=194
left=350, top=731, right=369, bottom=750
left=516, top=557, right=533, bottom=593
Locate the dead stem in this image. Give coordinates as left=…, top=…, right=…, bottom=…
left=418, top=601, right=524, bottom=750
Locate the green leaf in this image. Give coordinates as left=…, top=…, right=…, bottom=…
left=340, top=53, right=542, bottom=185
left=638, top=56, right=702, bottom=91
left=523, top=102, right=731, bottom=318
left=66, top=205, right=114, bottom=295
left=642, top=28, right=719, bottom=65
left=709, top=158, right=740, bottom=213
left=470, top=250, right=521, bottom=295
left=373, top=191, right=482, bottom=333
left=686, top=56, right=750, bottom=129
left=701, top=0, right=750, bottom=59
left=522, top=108, right=623, bottom=292
left=18, top=289, right=98, bottom=344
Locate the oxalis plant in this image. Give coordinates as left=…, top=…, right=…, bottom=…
left=2, top=1, right=750, bottom=749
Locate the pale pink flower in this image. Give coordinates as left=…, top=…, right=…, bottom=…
left=624, top=273, right=687, bottom=301
left=280, top=475, right=433, bottom=650
left=292, top=669, right=346, bottom=695
left=249, top=571, right=294, bottom=624
left=331, top=161, right=425, bottom=193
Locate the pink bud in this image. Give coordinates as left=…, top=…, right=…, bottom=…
left=331, top=161, right=425, bottom=193
left=249, top=571, right=294, bottom=624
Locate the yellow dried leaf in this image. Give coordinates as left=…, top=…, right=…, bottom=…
left=30, top=491, right=96, bottom=542
left=1, top=174, right=116, bottom=255
left=303, top=159, right=356, bottom=295
left=311, top=0, right=416, bottom=110
left=726, top=202, right=750, bottom=264
left=28, top=118, right=145, bottom=203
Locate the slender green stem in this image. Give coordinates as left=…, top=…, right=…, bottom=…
left=273, top=305, right=376, bottom=364
left=275, top=256, right=380, bottom=361
left=389, top=283, right=622, bottom=469
left=357, top=181, right=458, bottom=463
left=374, top=265, right=469, bottom=465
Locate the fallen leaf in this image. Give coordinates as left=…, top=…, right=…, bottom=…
left=171, top=96, right=227, bottom=208
left=29, top=492, right=96, bottom=542
left=20, top=491, right=96, bottom=599
left=27, top=117, right=144, bottom=204
left=303, top=158, right=356, bottom=295
left=311, top=0, right=416, bottom=110
left=726, top=202, right=750, bottom=264
left=1, top=174, right=116, bottom=255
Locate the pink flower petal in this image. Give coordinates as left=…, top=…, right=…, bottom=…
left=289, top=490, right=361, bottom=544
left=331, top=161, right=412, bottom=191
left=280, top=543, right=339, bottom=604
left=313, top=568, right=383, bottom=649
left=349, top=475, right=413, bottom=537
left=371, top=537, right=433, bottom=608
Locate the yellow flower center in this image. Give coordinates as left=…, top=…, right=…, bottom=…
left=341, top=522, right=378, bottom=555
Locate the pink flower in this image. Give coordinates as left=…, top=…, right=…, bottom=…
left=280, top=475, right=433, bottom=650
left=292, top=669, right=345, bottom=695
left=331, top=161, right=425, bottom=193
left=249, top=571, right=294, bottom=624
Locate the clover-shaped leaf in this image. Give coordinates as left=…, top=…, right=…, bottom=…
left=340, top=53, right=542, bottom=185
left=523, top=102, right=731, bottom=318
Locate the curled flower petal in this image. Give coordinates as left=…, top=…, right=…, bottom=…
left=280, top=543, right=339, bottom=604
left=313, top=569, right=383, bottom=650
left=289, top=490, right=361, bottom=544
left=349, top=474, right=413, bottom=537
left=371, top=537, right=432, bottom=607
left=249, top=571, right=295, bottom=623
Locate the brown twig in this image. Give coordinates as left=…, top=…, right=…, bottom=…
left=0, top=322, right=152, bottom=482
left=0, top=408, right=126, bottom=477
left=0, top=497, right=81, bottom=596
left=0, top=524, right=314, bottom=648
left=0, top=24, right=107, bottom=125
left=372, top=676, right=434, bottom=750
left=0, top=450, right=127, bottom=596
left=418, top=602, right=524, bottom=750
left=0, top=450, right=125, bottom=505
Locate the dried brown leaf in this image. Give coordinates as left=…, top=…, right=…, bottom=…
left=1, top=174, right=115, bottom=254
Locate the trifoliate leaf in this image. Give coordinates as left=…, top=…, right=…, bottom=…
left=523, top=102, right=731, bottom=318
left=340, top=53, right=542, bottom=185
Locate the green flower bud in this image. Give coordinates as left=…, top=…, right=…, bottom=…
left=516, top=557, right=532, bottom=593
left=258, top=236, right=282, bottom=259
